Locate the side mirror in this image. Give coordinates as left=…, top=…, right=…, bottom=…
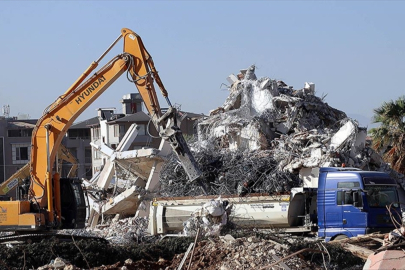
left=353, top=191, right=359, bottom=203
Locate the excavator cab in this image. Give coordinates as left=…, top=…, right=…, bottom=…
left=16, top=177, right=30, bottom=200
left=60, top=178, right=86, bottom=229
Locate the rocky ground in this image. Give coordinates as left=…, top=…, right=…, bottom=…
left=0, top=231, right=365, bottom=270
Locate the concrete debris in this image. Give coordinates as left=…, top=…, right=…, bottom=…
left=94, top=215, right=150, bottom=244
left=84, top=124, right=172, bottom=228
left=159, top=65, right=405, bottom=201
left=59, top=215, right=150, bottom=245
left=363, top=250, right=405, bottom=270
left=183, top=198, right=230, bottom=237
left=37, top=257, right=71, bottom=270
left=166, top=235, right=362, bottom=270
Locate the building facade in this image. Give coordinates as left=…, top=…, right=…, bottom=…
left=0, top=116, right=95, bottom=183
left=0, top=117, right=36, bottom=183
left=90, top=93, right=205, bottom=176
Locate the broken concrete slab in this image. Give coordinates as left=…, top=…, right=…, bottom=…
left=102, top=186, right=141, bottom=215
left=363, top=250, right=405, bottom=269
left=86, top=123, right=170, bottom=227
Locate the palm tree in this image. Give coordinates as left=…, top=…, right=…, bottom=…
left=369, top=96, right=405, bottom=173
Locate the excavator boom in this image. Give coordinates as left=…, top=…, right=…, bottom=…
left=0, top=28, right=201, bottom=231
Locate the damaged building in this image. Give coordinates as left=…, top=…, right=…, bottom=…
left=159, top=65, right=405, bottom=202
left=83, top=93, right=205, bottom=227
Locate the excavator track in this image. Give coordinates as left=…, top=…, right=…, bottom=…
left=0, top=232, right=107, bottom=245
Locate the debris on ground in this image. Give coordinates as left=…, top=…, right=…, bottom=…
left=1, top=233, right=367, bottom=270
left=166, top=234, right=366, bottom=270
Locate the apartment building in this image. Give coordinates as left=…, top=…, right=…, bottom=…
left=90, top=93, right=205, bottom=176
left=0, top=117, right=36, bottom=183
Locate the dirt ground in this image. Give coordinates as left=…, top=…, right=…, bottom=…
left=0, top=232, right=365, bottom=270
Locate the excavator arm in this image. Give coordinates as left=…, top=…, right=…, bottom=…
left=28, top=28, right=201, bottom=226
left=57, top=144, right=78, bottom=178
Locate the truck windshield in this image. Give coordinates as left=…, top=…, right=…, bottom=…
left=365, top=186, right=399, bottom=208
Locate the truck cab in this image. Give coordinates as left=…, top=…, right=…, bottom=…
left=317, top=167, right=401, bottom=241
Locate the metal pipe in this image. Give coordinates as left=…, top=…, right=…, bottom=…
left=0, top=136, right=5, bottom=182
left=45, top=125, right=50, bottom=172
left=96, top=34, right=122, bottom=63
left=56, top=149, right=59, bottom=173
left=44, top=125, right=54, bottom=222
left=61, top=34, right=122, bottom=99
left=165, top=97, right=172, bottom=107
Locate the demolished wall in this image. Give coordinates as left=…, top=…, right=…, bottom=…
left=160, top=65, right=405, bottom=198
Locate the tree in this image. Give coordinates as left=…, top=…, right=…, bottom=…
left=369, top=96, right=405, bottom=173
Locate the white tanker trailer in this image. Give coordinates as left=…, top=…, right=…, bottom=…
left=148, top=168, right=403, bottom=242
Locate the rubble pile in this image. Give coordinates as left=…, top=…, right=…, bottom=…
left=160, top=148, right=301, bottom=196
left=59, top=216, right=151, bottom=245
left=92, top=216, right=150, bottom=244
left=167, top=235, right=364, bottom=270
left=160, top=65, right=405, bottom=196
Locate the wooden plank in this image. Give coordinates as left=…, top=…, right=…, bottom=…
left=341, top=243, right=374, bottom=260
left=371, top=237, right=384, bottom=244
left=330, top=233, right=385, bottom=243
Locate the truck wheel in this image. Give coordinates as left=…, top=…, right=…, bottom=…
left=334, top=235, right=348, bottom=240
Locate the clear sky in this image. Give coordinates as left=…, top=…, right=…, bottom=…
left=0, top=1, right=404, bottom=127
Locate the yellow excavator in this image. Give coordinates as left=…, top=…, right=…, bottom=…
left=0, top=144, right=78, bottom=197
left=0, top=28, right=201, bottom=236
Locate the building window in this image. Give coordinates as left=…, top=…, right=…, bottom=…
left=94, top=149, right=101, bottom=160
left=114, top=124, right=126, bottom=137
left=12, top=144, right=30, bottom=164
left=114, top=125, right=119, bottom=137
left=85, top=147, right=92, bottom=163
left=119, top=125, right=126, bottom=136
left=68, top=129, right=90, bottom=140
left=85, top=165, right=93, bottom=179
left=138, top=124, right=146, bottom=136
left=93, top=127, right=101, bottom=139
left=8, top=129, right=32, bottom=137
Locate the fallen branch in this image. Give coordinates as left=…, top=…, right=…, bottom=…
left=340, top=243, right=374, bottom=260
left=71, top=235, right=91, bottom=269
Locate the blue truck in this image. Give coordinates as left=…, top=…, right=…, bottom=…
left=316, top=167, right=401, bottom=241
left=149, top=167, right=402, bottom=241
